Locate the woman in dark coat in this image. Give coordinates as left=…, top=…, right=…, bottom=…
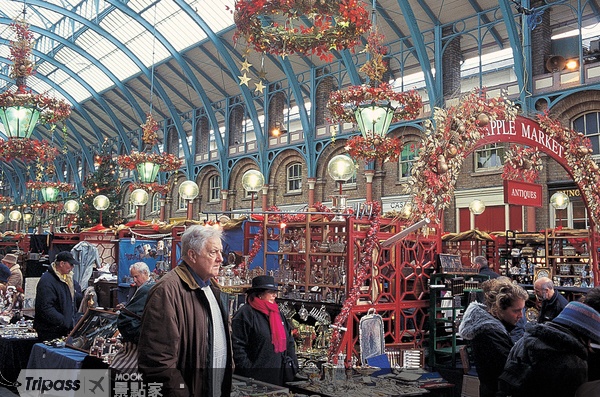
left=232, top=275, right=298, bottom=385
left=458, top=277, right=528, bottom=397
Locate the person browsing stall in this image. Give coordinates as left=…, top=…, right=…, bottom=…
left=110, top=262, right=155, bottom=373
left=33, top=251, right=83, bottom=341
left=138, top=225, right=233, bottom=397
left=498, top=300, right=600, bottom=397
left=534, top=276, right=568, bottom=323
left=232, top=275, right=298, bottom=386
left=458, top=277, right=528, bottom=397
left=472, top=255, right=500, bottom=279
left=1, top=253, right=22, bottom=289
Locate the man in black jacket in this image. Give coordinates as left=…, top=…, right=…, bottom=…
left=33, top=251, right=82, bottom=341
left=534, top=276, right=568, bottom=323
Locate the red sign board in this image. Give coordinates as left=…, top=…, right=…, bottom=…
left=504, top=180, right=543, bottom=207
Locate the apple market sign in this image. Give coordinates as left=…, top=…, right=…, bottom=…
left=479, top=115, right=567, bottom=168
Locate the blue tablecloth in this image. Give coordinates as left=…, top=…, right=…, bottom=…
left=27, top=343, right=88, bottom=369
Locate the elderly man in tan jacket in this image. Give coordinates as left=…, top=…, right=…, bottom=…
left=1, top=254, right=22, bottom=289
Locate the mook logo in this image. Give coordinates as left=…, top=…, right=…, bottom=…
left=17, top=369, right=109, bottom=397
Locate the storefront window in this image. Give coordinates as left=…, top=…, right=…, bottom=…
left=573, top=112, right=599, bottom=155
left=475, top=143, right=504, bottom=171
left=151, top=193, right=161, bottom=213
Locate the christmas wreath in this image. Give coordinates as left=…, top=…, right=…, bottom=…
left=345, top=134, right=403, bottom=165
left=232, top=0, right=371, bottom=61
left=501, top=145, right=543, bottom=183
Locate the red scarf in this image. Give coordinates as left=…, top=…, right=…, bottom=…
left=248, top=295, right=287, bottom=353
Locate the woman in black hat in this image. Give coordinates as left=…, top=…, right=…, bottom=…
left=231, top=275, right=298, bottom=385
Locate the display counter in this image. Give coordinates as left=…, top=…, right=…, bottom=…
left=0, top=335, right=38, bottom=385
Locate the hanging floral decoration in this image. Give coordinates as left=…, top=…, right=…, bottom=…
left=405, top=89, right=518, bottom=223
left=328, top=200, right=381, bottom=361
left=345, top=134, right=403, bottom=165
left=141, top=113, right=160, bottom=147
left=117, top=151, right=182, bottom=172
left=501, top=145, right=543, bottom=183
left=0, top=20, right=71, bottom=130
left=326, top=31, right=422, bottom=165
left=0, top=196, right=12, bottom=205
left=33, top=201, right=64, bottom=211
left=128, top=182, right=170, bottom=197
left=327, top=83, right=422, bottom=127
left=0, top=138, right=58, bottom=163
left=536, top=112, right=600, bottom=227
left=232, top=0, right=371, bottom=62
left=26, top=180, right=74, bottom=192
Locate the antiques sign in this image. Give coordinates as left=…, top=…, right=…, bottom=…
left=504, top=180, right=543, bottom=207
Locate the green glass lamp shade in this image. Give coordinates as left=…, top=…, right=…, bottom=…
left=354, top=101, right=395, bottom=138
left=136, top=161, right=160, bottom=183
left=41, top=186, right=60, bottom=202
left=0, top=105, right=41, bottom=139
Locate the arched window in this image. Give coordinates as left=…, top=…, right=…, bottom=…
left=573, top=112, right=600, bottom=154
left=151, top=193, right=161, bottom=213
left=209, top=175, right=221, bottom=202
left=398, top=141, right=419, bottom=180
left=475, top=143, right=504, bottom=171
left=287, top=163, right=302, bottom=193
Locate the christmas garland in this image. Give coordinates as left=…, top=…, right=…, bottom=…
left=232, top=0, right=371, bottom=61
left=129, top=182, right=170, bottom=196
left=345, top=134, right=403, bottom=165
left=501, top=145, right=543, bottom=183
left=406, top=89, right=518, bottom=222
left=0, top=138, right=58, bottom=163
left=26, top=180, right=74, bottom=192
left=327, top=83, right=422, bottom=126
left=328, top=200, right=381, bottom=361
left=117, top=151, right=182, bottom=172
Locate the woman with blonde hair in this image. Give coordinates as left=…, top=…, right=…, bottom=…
left=458, top=277, right=528, bottom=397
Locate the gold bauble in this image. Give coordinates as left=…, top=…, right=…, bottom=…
left=477, top=113, right=490, bottom=126
left=447, top=145, right=458, bottom=157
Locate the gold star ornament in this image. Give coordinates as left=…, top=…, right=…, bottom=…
left=238, top=73, right=251, bottom=86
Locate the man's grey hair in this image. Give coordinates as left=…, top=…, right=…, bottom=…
left=474, top=256, right=488, bottom=267
left=130, top=261, right=150, bottom=275
left=181, top=225, right=223, bottom=258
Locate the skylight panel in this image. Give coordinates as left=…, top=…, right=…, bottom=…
left=156, top=10, right=205, bottom=52
left=188, top=0, right=235, bottom=34
left=102, top=50, right=141, bottom=81
left=79, top=66, right=113, bottom=93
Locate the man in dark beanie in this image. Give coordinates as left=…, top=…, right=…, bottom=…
left=498, top=301, right=600, bottom=397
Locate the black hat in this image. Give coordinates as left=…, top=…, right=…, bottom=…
left=247, top=275, right=279, bottom=293
left=56, top=251, right=80, bottom=266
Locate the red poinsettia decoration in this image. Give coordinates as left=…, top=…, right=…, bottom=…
left=327, top=83, right=422, bottom=126
left=0, top=138, right=58, bottom=163
left=344, top=135, right=403, bottom=165
left=501, top=145, right=543, bottom=183
left=117, top=151, right=182, bottom=172
left=129, top=182, right=170, bottom=196
left=232, top=0, right=371, bottom=62
left=26, top=180, right=74, bottom=192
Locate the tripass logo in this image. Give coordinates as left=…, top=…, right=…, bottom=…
left=17, top=369, right=109, bottom=397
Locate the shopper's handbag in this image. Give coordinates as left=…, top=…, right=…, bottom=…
left=282, top=350, right=298, bottom=383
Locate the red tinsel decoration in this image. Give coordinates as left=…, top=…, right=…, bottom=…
left=328, top=201, right=381, bottom=362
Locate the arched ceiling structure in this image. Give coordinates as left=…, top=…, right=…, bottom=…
left=0, top=0, right=598, bottom=196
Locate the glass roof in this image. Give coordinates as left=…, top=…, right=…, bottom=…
left=0, top=0, right=236, bottom=103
